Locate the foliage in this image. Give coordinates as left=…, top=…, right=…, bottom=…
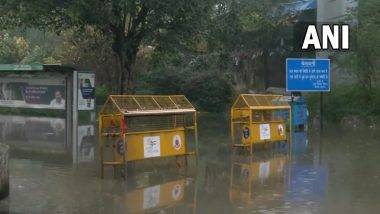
left=95, top=84, right=110, bottom=106
left=137, top=51, right=235, bottom=112
left=1, top=0, right=378, bottom=117
left=307, top=85, right=380, bottom=122
left=143, top=69, right=234, bottom=112
left=309, top=0, right=380, bottom=121
left=54, top=28, right=120, bottom=92
left=184, top=72, right=234, bottom=112
left=204, top=0, right=295, bottom=91
left=337, top=0, right=380, bottom=90
left=0, top=30, right=60, bottom=64
left=0, top=33, right=28, bottom=63
left=0, top=0, right=213, bottom=93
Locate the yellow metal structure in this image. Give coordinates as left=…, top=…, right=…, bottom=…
left=230, top=94, right=291, bottom=153
left=99, top=95, right=198, bottom=178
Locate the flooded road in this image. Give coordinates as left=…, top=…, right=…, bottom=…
left=0, top=113, right=379, bottom=213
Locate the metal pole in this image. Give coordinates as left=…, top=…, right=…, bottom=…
left=249, top=109, right=253, bottom=155
left=99, top=116, right=104, bottom=178
left=72, top=71, right=78, bottom=164
left=289, top=107, right=292, bottom=156
left=194, top=112, right=199, bottom=163
left=320, top=92, right=323, bottom=130
left=230, top=109, right=234, bottom=147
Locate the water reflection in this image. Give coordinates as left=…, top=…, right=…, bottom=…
left=0, top=115, right=66, bottom=153
left=77, top=125, right=95, bottom=163
left=0, top=113, right=379, bottom=213
left=0, top=114, right=95, bottom=163
left=229, top=151, right=290, bottom=212
left=108, top=171, right=196, bottom=213
left=285, top=130, right=328, bottom=213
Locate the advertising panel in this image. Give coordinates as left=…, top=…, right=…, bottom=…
left=78, top=72, right=95, bottom=110
left=0, top=78, right=66, bottom=109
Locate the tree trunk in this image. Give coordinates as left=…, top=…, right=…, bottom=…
left=117, top=53, right=136, bottom=94
left=263, top=48, right=269, bottom=90
left=125, top=60, right=134, bottom=94
left=117, top=53, right=126, bottom=94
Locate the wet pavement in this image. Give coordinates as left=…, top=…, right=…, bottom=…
left=0, top=113, right=379, bottom=213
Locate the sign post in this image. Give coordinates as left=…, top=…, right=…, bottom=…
left=286, top=58, right=330, bottom=130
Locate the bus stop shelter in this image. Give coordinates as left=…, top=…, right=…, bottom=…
left=0, top=64, right=95, bottom=163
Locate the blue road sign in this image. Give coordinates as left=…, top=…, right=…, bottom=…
left=286, top=58, right=330, bottom=92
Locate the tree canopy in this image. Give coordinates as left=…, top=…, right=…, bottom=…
left=0, top=0, right=212, bottom=93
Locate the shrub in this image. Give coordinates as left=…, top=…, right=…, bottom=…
left=95, top=84, right=110, bottom=106
left=184, top=72, right=234, bottom=112
left=307, top=85, right=380, bottom=122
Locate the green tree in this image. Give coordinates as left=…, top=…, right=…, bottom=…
left=0, top=30, right=60, bottom=64
left=206, top=0, right=292, bottom=91
left=0, top=0, right=212, bottom=93
left=338, top=0, right=380, bottom=90
left=356, top=0, right=380, bottom=89
left=0, top=33, right=29, bottom=63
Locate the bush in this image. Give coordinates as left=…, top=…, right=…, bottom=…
left=141, top=69, right=189, bottom=95
left=307, top=85, right=380, bottom=122
left=140, top=69, right=234, bottom=112
left=184, top=73, right=234, bottom=112
left=95, top=84, right=110, bottom=105
left=137, top=51, right=235, bottom=112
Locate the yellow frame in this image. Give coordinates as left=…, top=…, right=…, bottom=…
left=98, top=95, right=198, bottom=178
left=230, top=94, right=292, bottom=154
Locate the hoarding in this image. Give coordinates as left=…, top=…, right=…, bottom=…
left=0, top=78, right=66, bottom=109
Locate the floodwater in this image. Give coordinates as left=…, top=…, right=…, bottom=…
left=0, top=113, right=379, bottom=213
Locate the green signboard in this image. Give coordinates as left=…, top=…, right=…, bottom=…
left=0, top=64, right=44, bottom=71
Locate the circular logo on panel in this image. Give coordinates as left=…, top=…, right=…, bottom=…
left=277, top=124, right=285, bottom=136
left=242, top=168, right=250, bottom=182
left=243, top=126, right=250, bottom=139
left=172, top=184, right=182, bottom=200
left=116, top=139, right=125, bottom=155
left=173, top=135, right=182, bottom=150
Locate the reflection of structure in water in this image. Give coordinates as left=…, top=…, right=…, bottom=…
left=109, top=171, right=196, bottom=213
left=77, top=125, right=95, bottom=162
left=291, top=131, right=308, bottom=154
left=0, top=114, right=95, bottom=164
left=286, top=130, right=328, bottom=207
left=230, top=151, right=290, bottom=210
left=0, top=115, right=66, bottom=153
